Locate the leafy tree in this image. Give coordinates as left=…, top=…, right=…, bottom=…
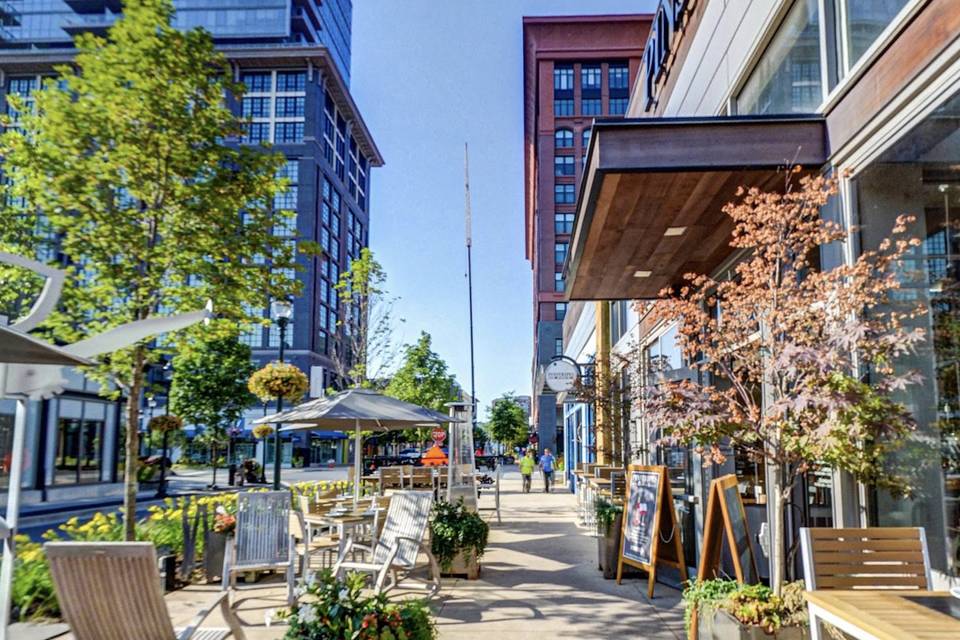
left=332, top=248, right=400, bottom=387
left=0, top=0, right=303, bottom=539
left=486, top=394, right=529, bottom=451
left=169, top=324, right=255, bottom=488
left=642, top=174, right=923, bottom=594
left=385, top=331, right=457, bottom=445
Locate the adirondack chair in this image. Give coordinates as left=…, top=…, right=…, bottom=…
left=332, top=490, right=440, bottom=597
left=222, top=491, right=296, bottom=606
left=45, top=541, right=246, bottom=640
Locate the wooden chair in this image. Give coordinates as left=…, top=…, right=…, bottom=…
left=410, top=467, right=433, bottom=489
left=333, top=490, right=440, bottom=597
left=380, top=467, right=403, bottom=491
left=289, top=510, right=339, bottom=575
left=597, top=470, right=627, bottom=504
left=223, top=491, right=296, bottom=606
left=45, top=541, right=246, bottom=640
left=799, top=527, right=933, bottom=640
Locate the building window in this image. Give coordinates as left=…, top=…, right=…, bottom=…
left=554, top=155, right=575, bottom=177
left=582, top=128, right=591, bottom=148
left=555, top=302, right=567, bottom=321
left=582, top=99, right=602, bottom=116
left=554, top=64, right=574, bottom=91
left=737, top=0, right=822, bottom=115
left=554, top=242, right=568, bottom=265
left=608, top=63, right=629, bottom=90
left=241, top=70, right=307, bottom=144
left=53, top=400, right=106, bottom=485
left=268, top=320, right=294, bottom=348
left=554, top=271, right=565, bottom=293
left=555, top=128, right=574, bottom=148
left=273, top=160, right=299, bottom=236
left=555, top=337, right=563, bottom=356
left=841, top=0, right=909, bottom=70
left=609, top=97, right=629, bottom=115
left=554, top=184, right=575, bottom=205
left=581, top=65, right=601, bottom=91
left=555, top=213, right=574, bottom=234
left=554, top=99, right=574, bottom=117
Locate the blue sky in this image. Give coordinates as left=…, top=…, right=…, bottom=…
left=351, top=1, right=651, bottom=419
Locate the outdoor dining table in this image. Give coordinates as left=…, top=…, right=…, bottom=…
left=804, top=590, right=960, bottom=640
left=318, top=507, right=377, bottom=555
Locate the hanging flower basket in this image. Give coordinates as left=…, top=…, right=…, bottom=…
left=149, top=414, right=184, bottom=433
left=252, top=424, right=275, bottom=440
left=248, top=361, right=309, bottom=402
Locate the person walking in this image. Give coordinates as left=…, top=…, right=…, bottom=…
left=519, top=448, right=535, bottom=493
left=540, top=448, right=556, bottom=493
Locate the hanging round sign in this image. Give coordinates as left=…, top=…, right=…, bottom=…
left=431, top=427, right=447, bottom=443
left=544, top=358, right=579, bottom=393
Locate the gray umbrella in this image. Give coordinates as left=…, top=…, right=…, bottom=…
left=255, top=388, right=459, bottom=504
left=0, top=324, right=92, bottom=366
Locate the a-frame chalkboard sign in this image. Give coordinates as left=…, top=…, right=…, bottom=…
left=697, top=474, right=759, bottom=584
left=616, top=464, right=688, bottom=597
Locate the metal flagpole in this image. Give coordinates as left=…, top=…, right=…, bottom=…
left=464, top=143, right=477, bottom=433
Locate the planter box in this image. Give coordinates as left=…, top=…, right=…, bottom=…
left=441, top=551, right=481, bottom=579
left=597, top=514, right=621, bottom=579
left=697, top=610, right=808, bottom=640
left=204, top=532, right=230, bottom=582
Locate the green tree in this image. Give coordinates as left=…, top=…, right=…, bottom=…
left=486, top=394, right=529, bottom=451
left=333, top=248, right=400, bottom=387
left=0, top=0, right=304, bottom=539
left=385, top=331, right=457, bottom=445
left=169, top=324, right=255, bottom=488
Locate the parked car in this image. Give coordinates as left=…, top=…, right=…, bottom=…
left=398, top=447, right=422, bottom=461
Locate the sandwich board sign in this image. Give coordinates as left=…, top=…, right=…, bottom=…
left=697, top=474, right=759, bottom=584
left=617, top=464, right=688, bottom=597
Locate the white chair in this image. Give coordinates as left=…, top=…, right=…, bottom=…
left=332, top=490, right=440, bottom=597
left=45, top=541, right=246, bottom=640
left=799, top=526, right=932, bottom=640
left=223, top=491, right=296, bottom=606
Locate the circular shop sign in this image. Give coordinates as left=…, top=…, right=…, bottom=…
left=544, top=358, right=579, bottom=393
left=431, top=427, right=447, bottom=443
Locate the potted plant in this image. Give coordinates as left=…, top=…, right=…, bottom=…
left=643, top=175, right=922, bottom=597
left=684, top=579, right=808, bottom=640
left=429, top=498, right=489, bottom=579
left=281, top=570, right=436, bottom=639
left=594, top=498, right=623, bottom=579
left=204, top=508, right=236, bottom=582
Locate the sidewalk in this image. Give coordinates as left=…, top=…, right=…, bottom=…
left=434, top=470, right=684, bottom=639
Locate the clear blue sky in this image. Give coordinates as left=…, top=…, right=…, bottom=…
left=351, top=1, right=652, bottom=419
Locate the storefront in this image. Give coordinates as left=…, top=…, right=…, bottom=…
left=566, top=0, right=960, bottom=581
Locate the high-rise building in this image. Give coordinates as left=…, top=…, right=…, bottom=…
left=0, top=0, right=381, bottom=500
left=521, top=15, right=647, bottom=455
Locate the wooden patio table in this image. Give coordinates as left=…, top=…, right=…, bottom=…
left=804, top=590, right=960, bottom=640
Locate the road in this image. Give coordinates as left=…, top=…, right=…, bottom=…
left=17, top=465, right=351, bottom=541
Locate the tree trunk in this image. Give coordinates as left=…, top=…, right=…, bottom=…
left=770, top=468, right=786, bottom=597
left=123, top=349, right=145, bottom=541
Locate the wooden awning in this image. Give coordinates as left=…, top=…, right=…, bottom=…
left=566, top=116, right=828, bottom=300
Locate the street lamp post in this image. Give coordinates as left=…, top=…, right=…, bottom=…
left=144, top=395, right=157, bottom=457
left=155, top=360, right=173, bottom=499
left=271, top=299, right=293, bottom=490
left=260, top=400, right=268, bottom=484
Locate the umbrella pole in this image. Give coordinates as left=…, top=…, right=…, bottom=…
left=0, top=394, right=28, bottom=637
left=353, top=420, right=361, bottom=509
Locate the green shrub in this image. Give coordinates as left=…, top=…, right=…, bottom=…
left=9, top=536, right=58, bottom=621
left=429, top=498, right=489, bottom=572
left=682, top=579, right=808, bottom=635
left=282, top=570, right=436, bottom=639
left=594, top=497, right=622, bottom=534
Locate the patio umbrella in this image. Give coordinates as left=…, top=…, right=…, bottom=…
left=255, top=388, right=459, bottom=506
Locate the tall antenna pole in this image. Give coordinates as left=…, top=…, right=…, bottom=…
left=464, top=143, right=477, bottom=432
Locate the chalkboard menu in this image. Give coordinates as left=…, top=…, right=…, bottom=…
left=617, top=465, right=688, bottom=598
left=697, top=474, right=759, bottom=585
left=722, top=482, right=758, bottom=584
left=622, top=469, right=660, bottom=565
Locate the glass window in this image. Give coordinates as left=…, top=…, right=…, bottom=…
left=54, top=400, right=105, bottom=485
left=582, top=99, right=602, bottom=116
left=555, top=337, right=563, bottom=356
left=555, top=128, right=574, bottom=148
left=555, top=212, right=574, bottom=234
left=581, top=65, right=601, bottom=91
left=737, top=0, right=822, bottom=115
left=276, top=71, right=306, bottom=93
left=555, top=184, right=575, bottom=205
left=241, top=72, right=271, bottom=93
left=553, top=64, right=574, bottom=92
left=243, top=122, right=270, bottom=144
left=555, top=302, right=567, bottom=320
left=554, top=155, right=575, bottom=177
left=609, top=97, right=629, bottom=115
left=608, top=63, right=630, bottom=90
left=275, top=96, right=304, bottom=118
left=274, top=122, right=304, bottom=144
left=855, top=90, right=960, bottom=574
left=554, top=99, right=574, bottom=117
left=242, top=97, right=270, bottom=118
left=554, top=242, right=568, bottom=265
left=842, top=0, right=909, bottom=68
left=554, top=271, right=565, bottom=293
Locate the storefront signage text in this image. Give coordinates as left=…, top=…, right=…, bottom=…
left=643, top=0, right=695, bottom=112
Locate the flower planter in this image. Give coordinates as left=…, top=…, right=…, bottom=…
left=204, top=532, right=230, bottom=582
left=597, top=513, right=622, bottom=579
left=441, top=550, right=481, bottom=579
left=697, top=610, right=808, bottom=640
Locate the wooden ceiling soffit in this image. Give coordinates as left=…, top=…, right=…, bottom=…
left=567, top=116, right=827, bottom=300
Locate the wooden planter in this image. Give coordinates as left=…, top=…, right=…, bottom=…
left=441, top=550, right=481, bottom=579
left=597, top=513, right=622, bottom=579
left=204, top=532, right=230, bottom=582
left=697, top=610, right=808, bottom=640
